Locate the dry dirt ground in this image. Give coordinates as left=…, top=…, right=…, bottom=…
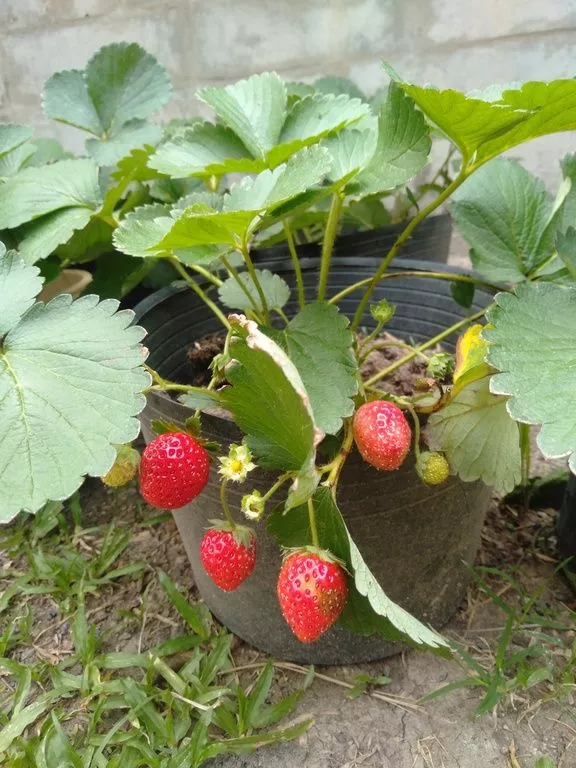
left=50, top=475, right=574, bottom=768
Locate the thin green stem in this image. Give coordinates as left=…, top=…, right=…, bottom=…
left=262, top=473, right=292, bottom=503
left=169, top=257, right=230, bottom=330
left=239, top=242, right=270, bottom=323
left=189, top=264, right=222, bottom=286
left=220, top=479, right=236, bottom=529
left=273, top=307, right=290, bottom=325
left=350, top=170, right=471, bottom=331
left=330, top=270, right=501, bottom=306
left=219, top=254, right=262, bottom=319
left=357, top=320, right=384, bottom=356
left=403, top=401, right=421, bottom=460
left=307, top=498, right=320, bottom=548
left=318, top=192, right=344, bottom=301
left=365, top=306, right=487, bottom=388
left=284, top=222, right=305, bottom=309
left=324, top=420, right=355, bottom=490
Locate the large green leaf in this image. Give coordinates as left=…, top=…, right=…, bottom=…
left=397, top=83, right=527, bottom=161
left=219, top=316, right=319, bottom=471
left=399, top=76, right=576, bottom=165
left=268, top=487, right=449, bottom=651
left=113, top=203, right=173, bottom=258
left=557, top=227, right=576, bottom=279
left=351, top=82, right=431, bottom=195
left=0, top=159, right=101, bottom=229
left=218, top=269, right=290, bottom=312
left=0, top=123, right=33, bottom=160
left=149, top=122, right=255, bottom=178
left=0, top=143, right=36, bottom=179
left=477, top=80, right=576, bottom=163
left=268, top=93, right=371, bottom=166
left=86, top=119, right=162, bottom=167
left=157, top=147, right=331, bottom=248
left=10, top=207, right=94, bottom=265
left=451, top=158, right=553, bottom=283
left=0, top=246, right=42, bottom=335
left=198, top=72, right=287, bottom=159
left=0, top=251, right=150, bottom=522
left=44, top=42, right=172, bottom=135
left=314, top=76, right=366, bottom=101
left=323, top=125, right=378, bottom=185
left=484, top=282, right=576, bottom=472
left=427, top=377, right=522, bottom=492
left=278, top=302, right=358, bottom=435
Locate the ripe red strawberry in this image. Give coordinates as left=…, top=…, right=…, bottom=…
left=277, top=550, right=348, bottom=643
left=139, top=431, right=210, bottom=509
left=200, top=525, right=256, bottom=591
left=353, top=400, right=412, bottom=471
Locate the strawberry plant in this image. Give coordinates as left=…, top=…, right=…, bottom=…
left=2, top=43, right=576, bottom=654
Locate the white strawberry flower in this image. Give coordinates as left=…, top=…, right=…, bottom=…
left=241, top=490, right=265, bottom=520
left=218, top=443, right=256, bottom=482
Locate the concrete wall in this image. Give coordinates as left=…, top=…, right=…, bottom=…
left=1, top=0, right=575, bottom=187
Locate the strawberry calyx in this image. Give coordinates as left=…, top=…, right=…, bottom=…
left=207, top=519, right=255, bottom=548
left=280, top=545, right=347, bottom=571
left=149, top=419, right=219, bottom=456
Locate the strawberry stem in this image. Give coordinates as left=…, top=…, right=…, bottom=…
left=220, top=479, right=236, bottom=530
left=262, top=473, right=292, bottom=503
left=324, top=419, right=355, bottom=490
left=403, top=401, right=422, bottom=461
left=307, top=498, right=320, bottom=548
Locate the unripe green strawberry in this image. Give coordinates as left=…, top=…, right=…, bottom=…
left=102, top=445, right=140, bottom=487
left=139, top=432, right=210, bottom=509
left=353, top=400, right=411, bottom=471
left=277, top=549, right=348, bottom=643
left=416, top=451, right=450, bottom=485
left=200, top=525, right=256, bottom=591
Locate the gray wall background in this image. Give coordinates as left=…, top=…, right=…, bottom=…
left=1, top=0, right=575, bottom=189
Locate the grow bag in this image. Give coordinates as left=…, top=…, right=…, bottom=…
left=134, top=258, right=492, bottom=664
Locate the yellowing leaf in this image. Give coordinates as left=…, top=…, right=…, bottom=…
left=452, top=324, right=491, bottom=397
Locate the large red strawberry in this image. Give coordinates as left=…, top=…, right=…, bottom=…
left=353, top=400, right=411, bottom=471
left=139, top=431, right=210, bottom=509
left=277, top=550, right=348, bottom=643
left=200, top=525, right=256, bottom=591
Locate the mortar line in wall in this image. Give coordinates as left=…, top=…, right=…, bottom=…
left=427, top=24, right=576, bottom=53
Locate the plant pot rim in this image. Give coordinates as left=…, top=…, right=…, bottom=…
left=132, top=257, right=478, bottom=326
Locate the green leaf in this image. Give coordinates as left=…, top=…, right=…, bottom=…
left=218, top=269, right=290, bottom=312
left=0, top=122, right=32, bottom=160
left=535, top=759, right=557, bottom=768
left=268, top=487, right=450, bottom=651
left=111, top=145, right=165, bottom=183
left=39, top=715, right=83, bottom=768
left=25, top=137, right=72, bottom=167
left=278, top=302, right=358, bottom=435
left=269, top=93, right=371, bottom=166
left=44, top=42, right=172, bottom=135
left=220, top=316, right=319, bottom=470
left=323, top=125, right=378, bottom=185
left=314, top=76, right=366, bottom=101
left=86, top=119, right=162, bottom=166
left=226, top=145, right=331, bottom=212
left=178, top=389, right=222, bottom=411
left=427, top=377, right=522, bottom=492
left=0, top=159, right=101, bottom=230
left=477, top=79, right=576, bottom=163
left=484, top=282, right=576, bottom=473
left=13, top=207, right=95, bottom=265
left=198, top=72, right=287, bottom=158
left=451, top=280, right=475, bottom=308
left=0, top=691, right=59, bottom=752
left=451, top=158, right=553, bottom=282
left=397, top=83, right=528, bottom=160
left=0, top=142, right=36, bottom=179
left=0, top=256, right=150, bottom=522
left=285, top=462, right=321, bottom=511
left=158, top=204, right=255, bottom=249
left=351, top=82, right=431, bottom=195
left=149, top=122, right=254, bottom=178
left=0, top=246, right=42, bottom=335
left=557, top=227, right=576, bottom=279
left=113, top=203, right=173, bottom=258
left=55, top=216, right=113, bottom=265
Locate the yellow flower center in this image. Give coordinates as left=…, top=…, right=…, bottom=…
left=231, top=459, right=244, bottom=473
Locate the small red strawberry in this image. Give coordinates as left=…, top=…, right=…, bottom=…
left=139, top=431, right=210, bottom=509
left=353, top=400, right=412, bottom=471
left=200, top=525, right=256, bottom=591
left=277, top=549, right=348, bottom=643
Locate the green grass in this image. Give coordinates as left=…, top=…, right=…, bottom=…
left=0, top=497, right=313, bottom=766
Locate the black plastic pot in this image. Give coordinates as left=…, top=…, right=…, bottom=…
left=134, top=258, right=492, bottom=664
left=253, top=213, right=452, bottom=268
